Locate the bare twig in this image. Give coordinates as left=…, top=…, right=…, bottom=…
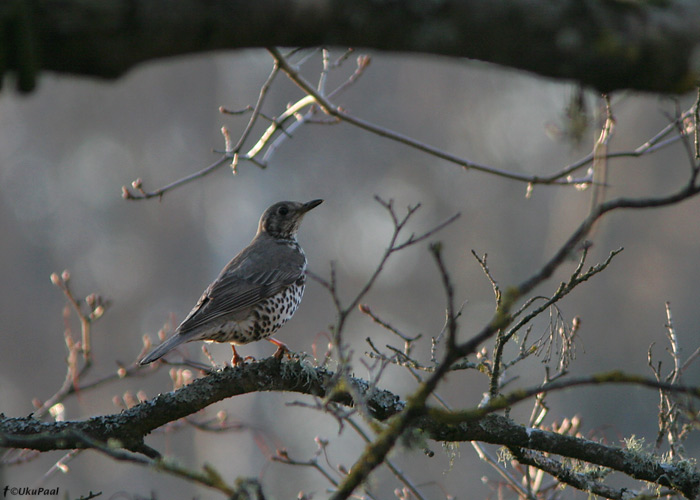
left=359, top=304, right=421, bottom=345
left=123, top=49, right=697, bottom=205
left=346, top=418, right=429, bottom=500
left=324, top=197, right=459, bottom=360
left=29, top=272, right=110, bottom=420
left=694, top=87, right=700, bottom=159
left=471, top=442, right=534, bottom=499
left=588, top=94, right=614, bottom=217
left=121, top=155, right=231, bottom=200
left=122, top=63, right=281, bottom=200
left=510, top=448, right=625, bottom=500
left=330, top=159, right=700, bottom=498
left=270, top=47, right=693, bottom=188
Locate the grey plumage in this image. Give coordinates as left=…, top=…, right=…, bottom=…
left=139, top=199, right=323, bottom=366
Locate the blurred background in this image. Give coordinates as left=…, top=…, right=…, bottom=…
left=0, top=49, right=698, bottom=498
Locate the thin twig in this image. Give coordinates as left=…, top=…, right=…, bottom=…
left=347, top=418, right=429, bottom=500
left=269, top=47, right=691, bottom=187
left=121, top=155, right=230, bottom=200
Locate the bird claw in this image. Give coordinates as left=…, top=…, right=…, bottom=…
left=230, top=346, right=243, bottom=367
left=272, top=344, right=289, bottom=360
left=267, top=337, right=290, bottom=360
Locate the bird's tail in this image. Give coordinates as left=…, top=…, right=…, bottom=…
left=139, top=333, right=190, bottom=365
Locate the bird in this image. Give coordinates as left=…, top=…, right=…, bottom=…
left=139, top=199, right=323, bottom=366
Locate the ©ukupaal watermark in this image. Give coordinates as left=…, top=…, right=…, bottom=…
left=3, top=486, right=59, bottom=497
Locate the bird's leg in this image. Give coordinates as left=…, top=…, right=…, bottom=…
left=267, top=337, right=289, bottom=359
left=230, top=345, right=243, bottom=366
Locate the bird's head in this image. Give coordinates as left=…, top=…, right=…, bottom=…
left=258, top=199, right=323, bottom=239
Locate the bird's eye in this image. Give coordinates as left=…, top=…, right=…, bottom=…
left=277, top=206, right=289, bottom=216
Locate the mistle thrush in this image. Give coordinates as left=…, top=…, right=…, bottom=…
left=139, top=199, right=323, bottom=366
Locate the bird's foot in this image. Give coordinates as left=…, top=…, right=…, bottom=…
left=272, top=345, right=289, bottom=360
left=268, top=337, right=290, bottom=360
left=230, top=345, right=244, bottom=367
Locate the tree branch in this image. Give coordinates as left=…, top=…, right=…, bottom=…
left=6, top=0, right=700, bottom=93
left=2, top=359, right=699, bottom=497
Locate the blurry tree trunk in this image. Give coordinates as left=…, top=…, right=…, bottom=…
left=3, top=0, right=700, bottom=93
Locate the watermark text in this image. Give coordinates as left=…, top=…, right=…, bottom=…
left=3, top=486, right=59, bottom=497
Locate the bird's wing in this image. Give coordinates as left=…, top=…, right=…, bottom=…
left=175, top=249, right=305, bottom=335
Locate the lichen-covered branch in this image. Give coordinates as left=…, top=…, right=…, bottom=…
left=1, top=359, right=699, bottom=497
left=0, top=358, right=401, bottom=454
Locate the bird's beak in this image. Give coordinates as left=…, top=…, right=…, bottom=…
left=301, top=199, right=323, bottom=213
